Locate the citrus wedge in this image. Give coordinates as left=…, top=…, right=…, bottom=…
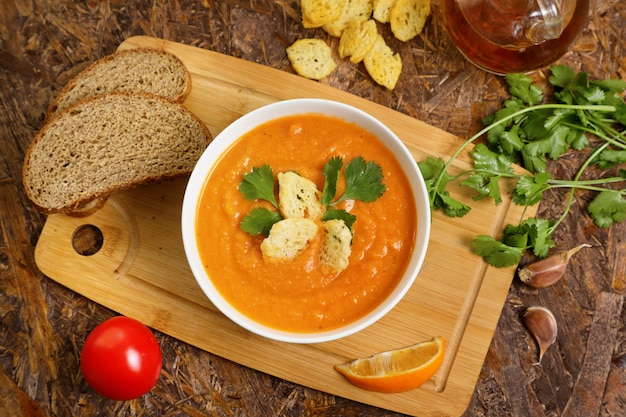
left=334, top=336, right=445, bottom=393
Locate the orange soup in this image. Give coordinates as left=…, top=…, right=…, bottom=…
left=196, top=113, right=416, bottom=333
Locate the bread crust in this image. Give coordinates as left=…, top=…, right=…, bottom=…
left=23, top=92, right=211, bottom=215
left=44, top=48, right=192, bottom=123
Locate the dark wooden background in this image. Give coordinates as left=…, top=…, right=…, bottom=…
left=1, top=0, right=624, bottom=416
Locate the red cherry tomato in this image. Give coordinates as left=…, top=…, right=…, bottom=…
left=80, top=316, right=162, bottom=400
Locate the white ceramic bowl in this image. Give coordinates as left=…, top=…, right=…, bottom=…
left=181, top=99, right=430, bottom=344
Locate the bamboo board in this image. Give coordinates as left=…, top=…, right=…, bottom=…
left=34, top=36, right=535, bottom=416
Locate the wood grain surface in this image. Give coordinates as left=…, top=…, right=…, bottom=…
left=1, top=1, right=625, bottom=416
left=33, top=35, right=536, bottom=416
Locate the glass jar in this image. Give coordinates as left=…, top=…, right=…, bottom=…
left=441, top=0, right=590, bottom=74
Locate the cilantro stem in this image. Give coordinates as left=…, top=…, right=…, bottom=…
left=547, top=183, right=625, bottom=193
left=542, top=143, right=610, bottom=235
left=585, top=111, right=626, bottom=143
left=548, top=177, right=625, bottom=188
left=561, top=119, right=626, bottom=150
left=453, top=169, right=518, bottom=182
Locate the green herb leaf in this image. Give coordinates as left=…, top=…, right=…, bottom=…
left=500, top=224, right=529, bottom=249
left=520, top=151, right=547, bottom=173
left=471, top=235, right=525, bottom=268
left=591, top=78, right=626, bottom=93
left=615, top=102, right=626, bottom=125
left=322, top=208, right=357, bottom=234
left=460, top=174, right=501, bottom=203
left=512, top=172, right=551, bottom=206
left=588, top=190, right=626, bottom=228
left=551, top=66, right=590, bottom=105
left=418, top=156, right=447, bottom=183
left=522, top=217, right=556, bottom=257
left=568, top=128, right=588, bottom=150
left=592, top=149, right=626, bottom=169
left=489, top=123, right=525, bottom=158
left=418, top=156, right=471, bottom=217
left=548, top=64, right=576, bottom=89
left=476, top=218, right=556, bottom=266
left=460, top=144, right=515, bottom=204
left=333, top=157, right=386, bottom=205
left=471, top=143, right=515, bottom=175
left=321, top=156, right=343, bottom=206
left=240, top=207, right=283, bottom=237
left=584, top=86, right=606, bottom=103
left=439, top=194, right=471, bottom=217
left=520, top=108, right=551, bottom=141
left=506, top=73, right=543, bottom=106
left=239, top=165, right=278, bottom=208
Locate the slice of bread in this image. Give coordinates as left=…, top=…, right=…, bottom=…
left=45, top=48, right=191, bottom=121
left=23, top=92, right=211, bottom=214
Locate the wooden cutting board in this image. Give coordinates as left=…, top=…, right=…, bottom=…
left=35, top=36, right=535, bottom=416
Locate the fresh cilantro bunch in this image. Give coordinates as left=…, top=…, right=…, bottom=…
left=239, top=157, right=385, bottom=237
left=419, top=65, right=626, bottom=267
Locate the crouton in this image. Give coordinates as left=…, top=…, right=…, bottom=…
left=320, top=219, right=352, bottom=272
left=323, top=0, right=374, bottom=37
left=363, top=34, right=402, bottom=90
left=286, top=39, right=337, bottom=80
left=260, top=218, right=318, bottom=261
left=301, top=0, right=347, bottom=28
left=373, top=0, right=397, bottom=23
left=338, top=19, right=378, bottom=63
left=278, top=171, right=325, bottom=220
left=390, top=0, right=431, bottom=42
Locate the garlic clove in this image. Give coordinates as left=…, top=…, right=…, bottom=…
left=518, top=257, right=567, bottom=288
left=518, top=243, right=591, bottom=288
left=523, top=306, right=558, bottom=364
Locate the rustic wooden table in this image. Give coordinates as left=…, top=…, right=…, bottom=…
left=1, top=1, right=624, bottom=416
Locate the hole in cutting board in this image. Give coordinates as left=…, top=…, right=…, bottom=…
left=71, top=224, right=104, bottom=256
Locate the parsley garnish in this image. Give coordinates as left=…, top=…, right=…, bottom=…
left=238, top=165, right=279, bottom=208
left=238, top=165, right=283, bottom=236
left=322, top=156, right=386, bottom=205
left=420, top=65, right=626, bottom=267
left=322, top=208, right=357, bottom=232
left=321, top=156, right=343, bottom=206
left=319, top=156, right=386, bottom=227
left=240, top=207, right=283, bottom=236
left=238, top=157, right=385, bottom=237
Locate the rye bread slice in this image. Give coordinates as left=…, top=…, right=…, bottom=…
left=23, top=92, right=211, bottom=215
left=45, top=48, right=191, bottom=122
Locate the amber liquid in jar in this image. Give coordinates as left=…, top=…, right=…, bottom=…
left=441, top=0, right=590, bottom=74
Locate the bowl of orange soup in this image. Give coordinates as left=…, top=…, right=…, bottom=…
left=182, top=99, right=430, bottom=343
